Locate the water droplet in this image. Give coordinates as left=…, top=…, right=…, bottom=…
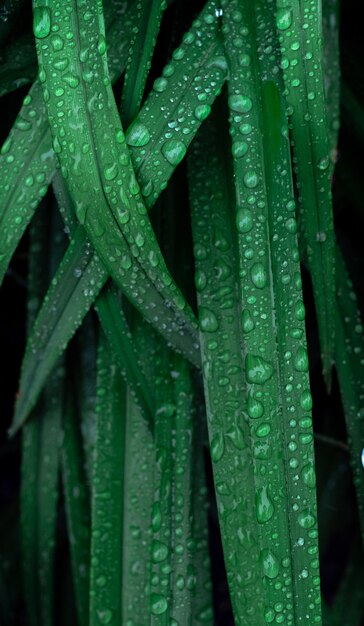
left=226, top=423, right=246, bottom=450
left=197, top=606, right=214, bottom=622
left=247, top=395, right=264, bottom=419
left=243, top=171, right=258, bottom=188
left=298, top=509, right=316, bottom=529
left=256, top=486, right=275, bottom=523
left=236, top=208, right=253, bottom=233
left=126, top=121, right=151, bottom=147
left=33, top=6, right=51, bottom=39
left=302, top=463, right=316, bottom=489
left=150, top=593, right=168, bottom=615
left=276, top=7, right=292, bottom=30
left=294, top=300, right=305, bottom=321
left=50, top=34, right=64, bottom=51
left=104, top=162, right=118, bottom=181
left=256, top=423, right=271, bottom=437
left=161, top=139, right=186, bottom=166
left=194, top=104, right=211, bottom=121
left=97, top=609, right=113, bottom=624
left=250, top=262, right=267, bottom=289
left=211, top=431, right=224, bottom=462
left=195, top=269, right=207, bottom=292
left=260, top=548, right=279, bottom=578
left=294, top=347, right=309, bottom=372
left=152, top=502, right=161, bottom=532
left=228, top=94, right=252, bottom=113
left=361, top=449, right=364, bottom=469
left=98, top=34, right=106, bottom=55
left=318, top=156, right=330, bottom=171
left=264, top=606, right=275, bottom=623
left=232, top=141, right=248, bottom=158
left=199, top=307, right=219, bottom=332
left=63, top=74, right=80, bottom=88
left=241, top=309, right=255, bottom=333
left=152, top=540, right=169, bottom=563
left=300, top=389, right=312, bottom=410
left=246, top=354, right=274, bottom=384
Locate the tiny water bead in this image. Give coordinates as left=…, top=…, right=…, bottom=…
left=241, top=309, right=255, bottom=333
left=256, top=486, right=275, bottom=523
left=294, top=347, right=309, bottom=372
left=199, top=307, right=219, bottom=332
left=245, top=354, right=274, bottom=385
left=152, top=540, right=169, bottom=564
left=33, top=6, right=51, bottom=39
left=97, top=609, right=113, bottom=624
left=302, top=463, right=316, bottom=489
left=194, top=104, right=211, bottom=121
left=247, top=395, right=264, bottom=419
left=243, top=171, right=259, bottom=188
left=228, top=94, right=252, bottom=114
left=250, top=262, right=267, bottom=289
left=260, top=549, right=279, bottom=579
left=161, top=139, right=186, bottom=166
left=232, top=141, right=248, bottom=158
left=236, top=207, right=253, bottom=233
left=210, top=431, right=224, bottom=462
left=298, top=509, right=316, bottom=529
left=150, top=593, right=168, bottom=615
left=276, top=7, right=292, bottom=31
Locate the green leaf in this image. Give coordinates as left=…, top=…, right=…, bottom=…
left=322, top=0, right=341, bottom=163
left=221, top=1, right=322, bottom=622
left=61, top=380, right=91, bottom=626
left=121, top=0, right=167, bottom=126
left=89, top=334, right=126, bottom=626
left=189, top=105, right=264, bottom=622
left=276, top=0, right=336, bottom=382
left=20, top=204, right=64, bottom=626
left=121, top=317, right=156, bottom=624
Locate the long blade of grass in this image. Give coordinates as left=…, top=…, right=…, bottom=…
left=73, top=314, right=97, bottom=487
left=125, top=0, right=226, bottom=204
left=89, top=334, right=126, bottom=626
left=10, top=226, right=108, bottom=435
left=94, top=286, right=156, bottom=425
left=190, top=404, right=213, bottom=624
left=322, top=0, right=341, bottom=164
left=20, top=203, right=65, bottom=626
left=149, top=342, right=174, bottom=625
left=121, top=0, right=166, bottom=126
left=335, top=245, right=364, bottom=542
left=121, top=315, right=155, bottom=625
left=169, top=354, right=195, bottom=623
left=188, top=107, right=264, bottom=623
left=0, top=80, right=54, bottom=286
left=221, top=1, right=322, bottom=622
left=276, top=0, right=336, bottom=382
left=61, top=379, right=91, bottom=626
